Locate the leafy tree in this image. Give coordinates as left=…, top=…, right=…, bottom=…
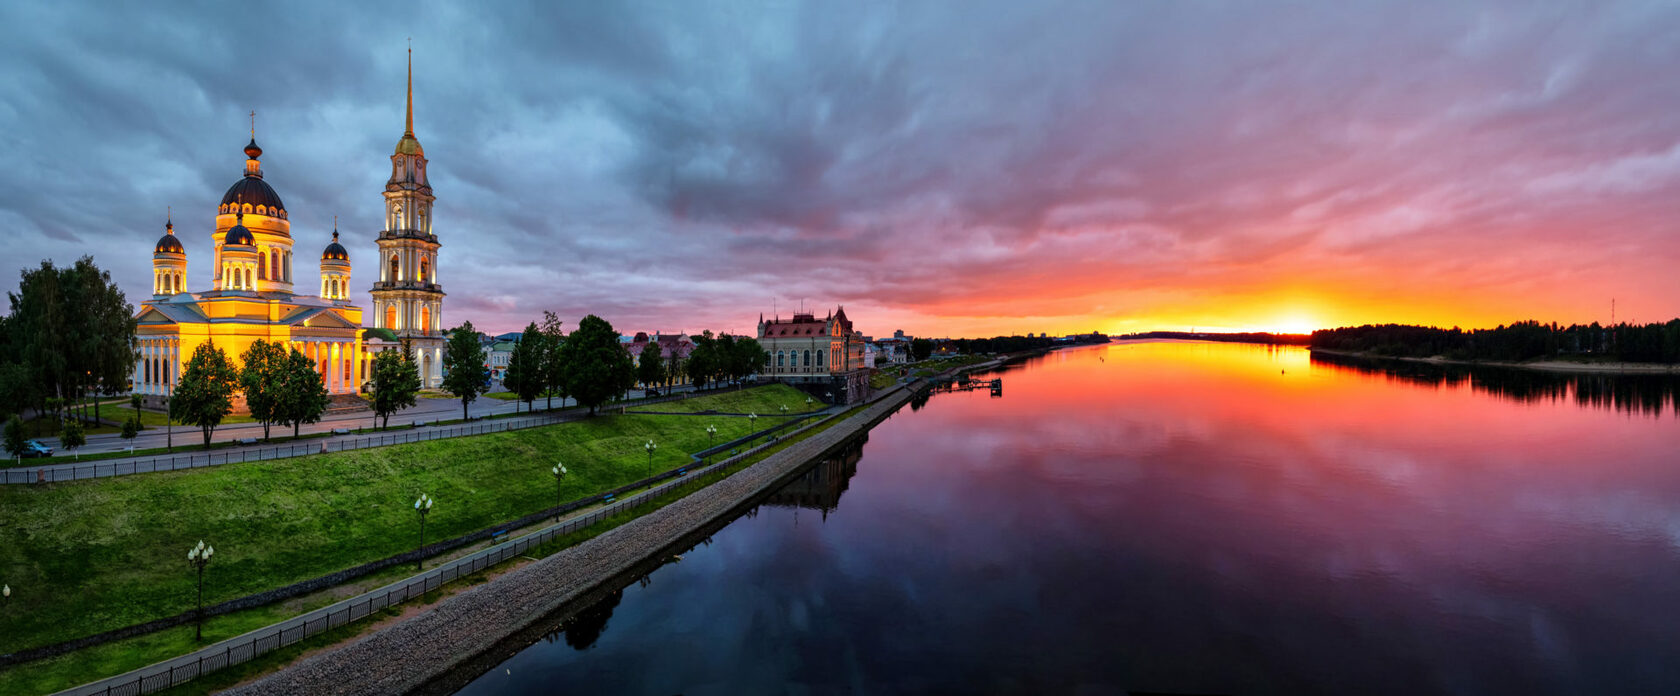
left=558, top=314, right=635, bottom=415
left=5, top=414, right=27, bottom=461
left=61, top=419, right=85, bottom=459
left=504, top=323, right=544, bottom=412
left=74, top=257, right=138, bottom=426
left=6, top=258, right=135, bottom=429
left=686, top=331, right=719, bottom=390
left=239, top=339, right=288, bottom=439
left=276, top=348, right=331, bottom=438
left=665, top=353, right=685, bottom=391
left=175, top=342, right=238, bottom=447
left=637, top=340, right=664, bottom=391
left=370, top=349, right=421, bottom=429
left=910, top=338, right=935, bottom=361
left=729, top=336, right=770, bottom=384
left=441, top=321, right=490, bottom=421
left=121, top=415, right=139, bottom=446
left=539, top=311, right=567, bottom=410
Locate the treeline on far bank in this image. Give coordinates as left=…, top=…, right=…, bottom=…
left=1311, top=320, right=1680, bottom=363
left=943, top=333, right=1109, bottom=355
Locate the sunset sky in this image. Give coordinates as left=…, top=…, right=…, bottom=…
left=4, top=2, right=1679, bottom=338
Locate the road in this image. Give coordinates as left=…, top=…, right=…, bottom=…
left=26, top=386, right=697, bottom=457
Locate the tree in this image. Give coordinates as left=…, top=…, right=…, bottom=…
left=686, top=331, right=719, bottom=390
left=238, top=340, right=288, bottom=440
left=665, top=352, right=685, bottom=392
left=911, top=338, right=935, bottom=361
left=370, top=349, right=421, bottom=429
left=6, top=258, right=135, bottom=430
left=61, top=419, right=85, bottom=459
left=275, top=348, right=330, bottom=438
left=440, top=321, right=490, bottom=421
left=728, top=336, right=770, bottom=384
left=539, top=311, right=566, bottom=410
left=637, top=340, right=664, bottom=392
left=504, top=323, right=544, bottom=412
left=4, top=414, right=26, bottom=461
left=120, top=415, right=139, bottom=448
left=557, top=314, right=635, bottom=415
left=174, top=342, right=238, bottom=448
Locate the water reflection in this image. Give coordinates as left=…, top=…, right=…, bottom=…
left=1312, top=350, right=1680, bottom=417
left=455, top=340, right=1680, bottom=696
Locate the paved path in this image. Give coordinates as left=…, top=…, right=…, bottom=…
left=1, top=386, right=717, bottom=484
left=222, top=384, right=917, bottom=696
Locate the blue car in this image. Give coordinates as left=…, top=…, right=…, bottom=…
left=21, top=440, right=53, bottom=458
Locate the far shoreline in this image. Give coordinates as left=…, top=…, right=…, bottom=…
left=1309, top=348, right=1680, bottom=375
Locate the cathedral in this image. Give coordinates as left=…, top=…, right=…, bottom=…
left=132, top=50, right=446, bottom=403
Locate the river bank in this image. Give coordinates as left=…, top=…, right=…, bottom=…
left=221, top=382, right=924, bottom=696
left=1310, top=348, right=1680, bottom=374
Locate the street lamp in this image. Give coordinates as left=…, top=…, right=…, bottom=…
left=780, top=404, right=789, bottom=415
left=550, top=464, right=567, bottom=522
left=187, top=540, right=214, bottom=641
left=806, top=396, right=814, bottom=408
left=704, top=425, right=717, bottom=462
left=414, top=494, right=434, bottom=570
left=644, top=440, right=657, bottom=479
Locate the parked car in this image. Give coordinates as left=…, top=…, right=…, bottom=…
left=21, top=440, right=53, bottom=458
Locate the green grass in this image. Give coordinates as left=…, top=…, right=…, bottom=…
left=483, top=391, right=522, bottom=401
left=0, top=384, right=813, bottom=660
left=627, top=387, right=822, bottom=415
left=869, top=370, right=898, bottom=390
left=0, top=384, right=837, bottom=695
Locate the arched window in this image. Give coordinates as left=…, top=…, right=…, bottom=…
left=419, top=257, right=429, bottom=283
left=776, top=351, right=785, bottom=367
left=421, top=305, right=431, bottom=334
left=803, top=350, right=811, bottom=367
left=258, top=250, right=267, bottom=280
left=271, top=250, right=280, bottom=281
left=386, top=305, right=398, bottom=329
left=816, top=349, right=824, bottom=368
left=390, top=254, right=400, bottom=282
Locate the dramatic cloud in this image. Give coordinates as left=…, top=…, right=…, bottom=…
left=3, top=1, right=1679, bottom=336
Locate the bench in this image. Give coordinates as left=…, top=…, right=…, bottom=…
left=601, top=493, right=615, bottom=503
left=237, top=438, right=258, bottom=445
left=490, top=529, right=508, bottom=544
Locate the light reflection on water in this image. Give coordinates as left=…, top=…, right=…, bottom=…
left=455, top=341, right=1680, bottom=695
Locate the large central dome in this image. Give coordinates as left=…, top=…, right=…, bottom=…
left=220, top=137, right=287, bottom=215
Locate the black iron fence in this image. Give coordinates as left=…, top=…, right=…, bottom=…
left=2, top=394, right=719, bottom=485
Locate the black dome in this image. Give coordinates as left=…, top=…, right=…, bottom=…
left=322, top=232, right=349, bottom=261
left=224, top=214, right=256, bottom=247
left=154, top=233, right=184, bottom=254
left=221, top=176, right=285, bottom=214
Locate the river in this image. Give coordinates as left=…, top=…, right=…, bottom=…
left=452, top=340, right=1680, bottom=695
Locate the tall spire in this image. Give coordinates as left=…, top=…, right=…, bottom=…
left=405, top=40, right=414, bottom=137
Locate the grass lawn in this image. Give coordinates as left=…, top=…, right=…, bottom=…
left=0, top=391, right=864, bottom=695
left=483, top=391, right=522, bottom=401
left=628, top=387, right=823, bottom=415
left=0, top=384, right=812, bottom=661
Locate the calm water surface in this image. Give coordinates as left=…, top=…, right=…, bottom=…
left=455, top=341, right=1680, bottom=695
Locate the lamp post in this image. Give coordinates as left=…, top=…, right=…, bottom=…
left=414, top=494, right=433, bottom=570
left=704, top=425, right=717, bottom=463
left=806, top=396, right=814, bottom=409
left=550, top=464, right=566, bottom=522
left=187, top=540, right=214, bottom=641
left=644, top=440, right=656, bottom=480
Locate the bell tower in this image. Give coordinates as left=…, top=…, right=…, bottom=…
left=369, top=45, right=446, bottom=386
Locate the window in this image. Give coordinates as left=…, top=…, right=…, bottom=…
left=803, top=350, right=811, bottom=367
left=420, top=257, right=429, bottom=283
left=390, top=255, right=400, bottom=282
left=421, top=306, right=431, bottom=333
left=777, top=351, right=784, bottom=367
left=386, top=305, right=398, bottom=329
left=271, top=250, right=280, bottom=281
left=816, top=350, right=824, bottom=368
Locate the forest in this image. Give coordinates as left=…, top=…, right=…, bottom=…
left=1310, top=320, right=1680, bottom=363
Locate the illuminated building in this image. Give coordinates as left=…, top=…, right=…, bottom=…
left=368, top=48, right=446, bottom=387
left=133, top=133, right=366, bottom=402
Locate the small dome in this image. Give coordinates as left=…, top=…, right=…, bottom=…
left=322, top=231, right=349, bottom=261
left=154, top=218, right=184, bottom=254
left=244, top=137, right=263, bottom=159
left=224, top=213, right=256, bottom=248
left=395, top=133, right=424, bottom=157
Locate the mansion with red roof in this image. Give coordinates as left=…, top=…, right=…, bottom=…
left=757, top=307, right=867, bottom=377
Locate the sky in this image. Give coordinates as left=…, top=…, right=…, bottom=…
left=3, top=1, right=1680, bottom=338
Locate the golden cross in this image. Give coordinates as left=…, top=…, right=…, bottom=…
left=249, top=110, right=255, bottom=138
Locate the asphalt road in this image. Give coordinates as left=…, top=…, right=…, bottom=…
left=27, top=386, right=697, bottom=457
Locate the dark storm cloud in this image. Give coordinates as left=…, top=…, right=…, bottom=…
left=4, top=1, right=1680, bottom=335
